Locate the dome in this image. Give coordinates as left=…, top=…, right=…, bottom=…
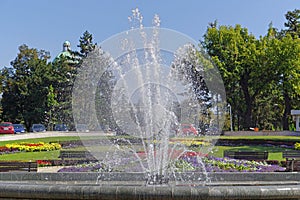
left=53, top=41, right=80, bottom=64
left=63, top=41, right=71, bottom=52
left=63, top=41, right=71, bottom=48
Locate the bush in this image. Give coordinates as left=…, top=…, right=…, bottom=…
left=295, top=142, right=300, bottom=150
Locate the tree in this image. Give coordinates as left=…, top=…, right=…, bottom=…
left=279, top=9, right=300, bottom=129
left=50, top=31, right=97, bottom=130
left=1, top=45, right=52, bottom=130
left=265, top=34, right=300, bottom=130
left=284, top=9, right=300, bottom=38
left=202, top=24, right=274, bottom=130
left=203, top=20, right=300, bottom=131
left=171, top=44, right=215, bottom=130
left=172, top=44, right=212, bottom=104
left=51, top=55, right=78, bottom=129
left=78, top=30, right=96, bottom=58
left=46, top=84, right=58, bottom=130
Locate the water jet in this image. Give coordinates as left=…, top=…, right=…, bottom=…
left=0, top=8, right=298, bottom=200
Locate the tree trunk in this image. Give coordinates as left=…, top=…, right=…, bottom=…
left=240, top=75, right=253, bottom=129
left=282, top=90, right=291, bottom=130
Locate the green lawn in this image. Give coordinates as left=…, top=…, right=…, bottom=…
left=0, top=136, right=81, bottom=146
left=0, top=135, right=116, bottom=146
left=209, top=135, right=300, bottom=142
left=0, top=136, right=124, bottom=161
left=210, top=145, right=287, bottom=161
left=0, top=150, right=60, bottom=161
left=0, top=136, right=81, bottom=161
left=0, top=135, right=297, bottom=162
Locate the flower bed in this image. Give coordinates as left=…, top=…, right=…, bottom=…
left=180, top=155, right=285, bottom=172
left=37, top=160, right=52, bottom=167
left=0, top=146, right=19, bottom=155
left=57, top=162, right=110, bottom=172
left=294, top=142, right=300, bottom=150
left=170, top=139, right=210, bottom=147
left=4, top=142, right=61, bottom=152
left=57, top=152, right=285, bottom=173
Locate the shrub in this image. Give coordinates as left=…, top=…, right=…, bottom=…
left=294, top=142, right=300, bottom=150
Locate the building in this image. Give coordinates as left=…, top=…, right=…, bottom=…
left=291, top=110, right=300, bottom=131
left=53, top=41, right=80, bottom=64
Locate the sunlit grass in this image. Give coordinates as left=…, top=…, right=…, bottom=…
left=0, top=150, right=60, bottom=161
left=0, top=134, right=297, bottom=162
left=0, top=136, right=80, bottom=146
left=210, top=145, right=287, bottom=161
left=218, top=135, right=300, bottom=141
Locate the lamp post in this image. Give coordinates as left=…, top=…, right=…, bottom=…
left=228, top=104, right=233, bottom=131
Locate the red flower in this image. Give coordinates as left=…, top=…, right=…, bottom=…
left=37, top=160, right=52, bottom=166
left=180, top=152, right=208, bottom=158
left=0, top=146, right=18, bottom=152
left=25, top=143, right=43, bottom=147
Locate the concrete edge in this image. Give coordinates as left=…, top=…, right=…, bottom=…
left=1, top=183, right=300, bottom=199
left=1, top=172, right=300, bottom=182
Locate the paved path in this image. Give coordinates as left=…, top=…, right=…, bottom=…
left=38, top=166, right=64, bottom=173
left=0, top=131, right=115, bottom=141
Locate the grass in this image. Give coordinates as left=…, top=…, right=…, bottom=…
left=175, top=135, right=300, bottom=144
left=0, top=150, right=60, bottom=161
left=0, top=135, right=297, bottom=162
left=210, top=145, right=287, bottom=161
left=0, top=136, right=122, bottom=161
left=0, top=136, right=81, bottom=161
left=0, top=136, right=81, bottom=146
left=217, top=135, right=300, bottom=141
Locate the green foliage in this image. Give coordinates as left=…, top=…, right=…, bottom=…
left=203, top=24, right=263, bottom=129
left=78, top=30, right=96, bottom=57
left=284, top=9, right=300, bottom=38
left=262, top=33, right=300, bottom=129
left=202, top=19, right=300, bottom=130
left=49, top=31, right=98, bottom=130
left=1, top=45, right=52, bottom=130
left=0, top=11, right=298, bottom=133
left=173, top=159, right=195, bottom=172
left=294, top=142, right=300, bottom=150
left=50, top=56, right=77, bottom=128
left=203, top=156, right=267, bottom=171
left=171, top=44, right=214, bottom=126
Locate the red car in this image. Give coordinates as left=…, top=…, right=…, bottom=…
left=0, top=122, right=15, bottom=134
left=181, top=124, right=198, bottom=136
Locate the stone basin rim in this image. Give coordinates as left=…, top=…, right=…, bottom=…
left=0, top=172, right=299, bottom=182
left=1, top=183, right=300, bottom=200
left=1, top=172, right=300, bottom=199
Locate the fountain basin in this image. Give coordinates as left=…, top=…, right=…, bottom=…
left=1, top=172, right=300, bottom=199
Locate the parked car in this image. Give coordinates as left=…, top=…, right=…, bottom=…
left=180, top=124, right=198, bottom=136
left=12, top=124, right=26, bottom=134
left=0, top=122, right=14, bottom=134
left=31, top=124, right=46, bottom=132
left=76, top=124, right=89, bottom=132
left=54, top=124, right=68, bottom=132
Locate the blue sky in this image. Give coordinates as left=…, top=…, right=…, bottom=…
left=0, top=0, right=299, bottom=68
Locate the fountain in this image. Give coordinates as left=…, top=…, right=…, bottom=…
left=72, top=8, right=226, bottom=186
left=1, top=8, right=300, bottom=200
